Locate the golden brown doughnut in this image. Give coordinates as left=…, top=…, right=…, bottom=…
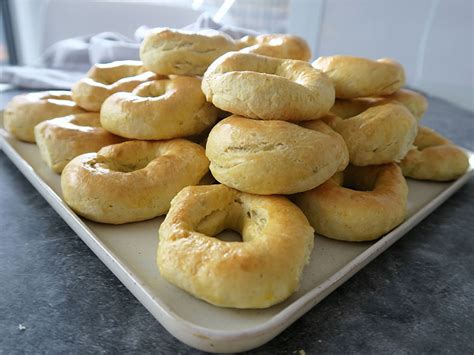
left=238, top=34, right=312, bottom=61
left=100, top=76, right=219, bottom=140
left=71, top=60, right=158, bottom=112
left=206, top=115, right=349, bottom=195
left=202, top=51, right=335, bottom=121
left=61, top=140, right=209, bottom=224
left=323, top=103, right=418, bottom=166
left=400, top=126, right=469, bottom=181
left=312, top=55, right=405, bottom=99
left=330, top=89, right=428, bottom=120
left=157, top=184, right=315, bottom=308
left=140, top=28, right=238, bottom=76
left=294, top=163, right=408, bottom=242
left=34, top=113, right=123, bottom=173
left=4, top=91, right=85, bottom=142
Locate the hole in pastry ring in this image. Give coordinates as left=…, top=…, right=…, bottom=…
left=4, top=91, right=85, bottom=143
left=323, top=103, right=418, bottom=166
left=100, top=76, right=219, bottom=140
left=330, top=89, right=428, bottom=120
left=202, top=51, right=335, bottom=121
left=313, top=55, right=406, bottom=99
left=205, top=115, right=349, bottom=195
left=238, top=34, right=312, bottom=61
left=34, top=113, right=124, bottom=173
left=294, top=163, right=408, bottom=242
left=157, top=184, right=315, bottom=309
left=61, top=140, right=209, bottom=224
left=71, top=60, right=158, bottom=112
left=400, top=126, right=469, bottom=181
left=140, top=28, right=238, bottom=76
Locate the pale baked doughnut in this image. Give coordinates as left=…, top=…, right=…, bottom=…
left=72, top=60, right=158, bottom=112
left=4, top=91, right=85, bottom=142
left=34, top=113, right=123, bottom=173
left=330, top=89, right=428, bottom=120
left=294, top=163, right=408, bottom=242
left=157, top=184, right=314, bottom=308
left=100, top=76, right=219, bottom=140
left=238, top=34, right=312, bottom=61
left=61, top=140, right=209, bottom=224
left=313, top=55, right=405, bottom=99
left=202, top=52, right=335, bottom=121
left=400, top=126, right=469, bottom=181
left=330, top=97, right=377, bottom=119
left=376, top=89, right=428, bottom=119
left=140, top=28, right=238, bottom=76
left=206, top=115, right=349, bottom=195
left=323, top=103, right=418, bottom=166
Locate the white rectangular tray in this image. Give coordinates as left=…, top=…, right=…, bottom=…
left=1, top=114, right=472, bottom=353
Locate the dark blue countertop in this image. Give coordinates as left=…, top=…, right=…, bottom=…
left=0, top=89, right=473, bottom=354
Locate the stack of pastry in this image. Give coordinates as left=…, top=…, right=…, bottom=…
left=4, top=27, right=469, bottom=309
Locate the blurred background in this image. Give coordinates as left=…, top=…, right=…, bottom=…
left=1, top=0, right=473, bottom=111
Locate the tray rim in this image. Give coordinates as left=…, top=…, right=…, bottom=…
left=1, top=125, right=473, bottom=352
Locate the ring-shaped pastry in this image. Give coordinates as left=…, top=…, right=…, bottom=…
left=34, top=113, right=123, bottom=173
left=323, top=103, right=418, bottom=166
left=206, top=115, right=349, bottom=195
left=72, top=60, right=158, bottom=112
left=140, top=28, right=238, bottom=76
left=313, top=55, right=405, bottom=99
left=330, top=89, right=428, bottom=120
left=4, top=91, right=85, bottom=142
left=202, top=51, right=335, bottom=121
left=294, top=163, right=408, bottom=242
left=238, top=34, right=312, bottom=61
left=376, top=89, right=428, bottom=120
left=61, top=139, right=209, bottom=224
left=400, top=126, right=469, bottom=181
left=157, top=184, right=315, bottom=308
left=100, top=76, right=219, bottom=140
left=329, top=97, right=377, bottom=119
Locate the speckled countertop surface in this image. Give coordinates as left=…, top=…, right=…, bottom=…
left=0, top=89, right=473, bottom=354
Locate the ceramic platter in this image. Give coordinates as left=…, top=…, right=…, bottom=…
left=1, top=114, right=472, bottom=352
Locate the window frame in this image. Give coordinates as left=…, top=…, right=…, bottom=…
left=1, top=0, right=17, bottom=65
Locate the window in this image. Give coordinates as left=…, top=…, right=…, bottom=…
left=0, top=0, right=17, bottom=65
